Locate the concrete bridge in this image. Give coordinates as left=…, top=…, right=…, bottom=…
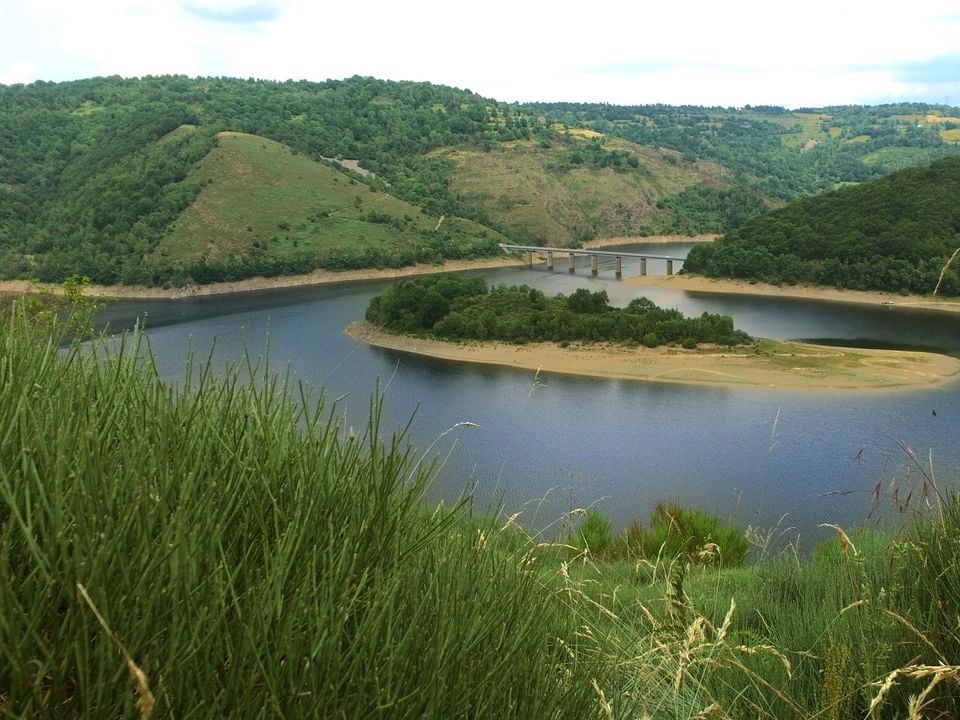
left=499, top=244, right=682, bottom=280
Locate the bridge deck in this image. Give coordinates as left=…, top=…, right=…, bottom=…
left=499, top=243, right=680, bottom=261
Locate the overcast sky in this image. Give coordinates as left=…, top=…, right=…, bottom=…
left=2, top=0, right=959, bottom=108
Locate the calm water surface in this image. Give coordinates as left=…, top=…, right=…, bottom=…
left=97, top=244, right=960, bottom=548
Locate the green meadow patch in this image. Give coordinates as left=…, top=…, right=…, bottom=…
left=151, top=132, right=504, bottom=282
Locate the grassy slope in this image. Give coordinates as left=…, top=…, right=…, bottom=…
left=437, top=135, right=722, bottom=246
left=154, top=131, right=506, bottom=267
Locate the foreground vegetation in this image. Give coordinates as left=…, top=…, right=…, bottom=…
left=0, top=293, right=610, bottom=718
left=365, top=274, right=752, bottom=347
left=685, top=156, right=960, bottom=295
left=2, top=290, right=959, bottom=718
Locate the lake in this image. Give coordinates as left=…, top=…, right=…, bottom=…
left=95, top=243, right=960, bottom=550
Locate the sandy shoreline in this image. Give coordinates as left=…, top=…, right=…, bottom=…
left=3, top=232, right=958, bottom=317
left=0, top=256, right=526, bottom=301
left=627, top=274, right=960, bottom=314
left=0, top=235, right=714, bottom=301
left=346, top=321, right=960, bottom=392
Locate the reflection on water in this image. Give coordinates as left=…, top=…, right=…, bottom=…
left=96, top=244, right=960, bottom=550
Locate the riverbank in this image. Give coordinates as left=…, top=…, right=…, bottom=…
left=628, top=274, right=960, bottom=314
left=0, top=235, right=715, bottom=301
left=347, top=321, right=960, bottom=391
left=0, top=256, right=525, bottom=301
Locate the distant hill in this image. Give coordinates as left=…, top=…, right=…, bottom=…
left=435, top=135, right=738, bottom=246
left=684, top=156, right=960, bottom=295
left=1, top=75, right=958, bottom=286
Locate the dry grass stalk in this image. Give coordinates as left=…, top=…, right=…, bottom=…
left=690, top=702, right=723, bottom=719
left=932, top=244, right=960, bottom=296
left=868, top=663, right=960, bottom=719
left=591, top=678, right=614, bottom=718
left=77, top=584, right=155, bottom=720
left=820, top=524, right=857, bottom=560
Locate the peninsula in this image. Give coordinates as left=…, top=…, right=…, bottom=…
left=350, top=274, right=960, bottom=391
left=347, top=321, right=960, bottom=391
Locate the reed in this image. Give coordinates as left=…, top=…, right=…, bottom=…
left=0, top=299, right=610, bottom=719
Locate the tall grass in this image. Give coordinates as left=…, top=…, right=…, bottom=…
left=4, top=289, right=959, bottom=719
left=0, top=299, right=610, bottom=719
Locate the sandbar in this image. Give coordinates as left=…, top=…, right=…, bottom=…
left=346, top=321, right=960, bottom=391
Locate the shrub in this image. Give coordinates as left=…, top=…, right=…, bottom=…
left=570, top=508, right=613, bottom=555
left=621, top=502, right=749, bottom=566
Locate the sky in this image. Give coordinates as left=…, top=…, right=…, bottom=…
left=2, top=0, right=960, bottom=108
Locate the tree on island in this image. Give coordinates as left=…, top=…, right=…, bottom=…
left=365, top=275, right=752, bottom=348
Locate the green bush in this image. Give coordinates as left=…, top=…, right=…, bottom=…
left=570, top=508, right=613, bottom=555
left=567, top=503, right=749, bottom=567
left=622, top=502, right=749, bottom=566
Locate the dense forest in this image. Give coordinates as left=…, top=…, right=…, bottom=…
left=1, top=75, right=959, bottom=285
left=365, top=274, right=751, bottom=347
left=684, top=155, right=960, bottom=294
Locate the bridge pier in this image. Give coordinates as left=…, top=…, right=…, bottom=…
left=503, top=244, right=672, bottom=280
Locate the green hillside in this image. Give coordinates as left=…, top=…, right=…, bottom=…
left=684, top=156, right=960, bottom=295
left=437, top=133, right=731, bottom=246
left=1, top=75, right=959, bottom=286
left=149, top=132, right=504, bottom=285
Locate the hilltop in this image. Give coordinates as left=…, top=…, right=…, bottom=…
left=1, top=76, right=958, bottom=286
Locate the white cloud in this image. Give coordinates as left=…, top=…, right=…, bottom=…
left=0, top=61, right=38, bottom=86
left=181, top=1, right=281, bottom=24
left=1, top=0, right=959, bottom=105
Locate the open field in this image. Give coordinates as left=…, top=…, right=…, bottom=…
left=347, top=321, right=960, bottom=391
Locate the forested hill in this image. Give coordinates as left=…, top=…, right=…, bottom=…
left=1, top=75, right=959, bottom=286
left=683, top=156, right=960, bottom=295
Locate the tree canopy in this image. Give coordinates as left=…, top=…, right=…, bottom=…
left=365, top=274, right=751, bottom=348
left=2, top=75, right=958, bottom=285
left=683, top=156, right=960, bottom=295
